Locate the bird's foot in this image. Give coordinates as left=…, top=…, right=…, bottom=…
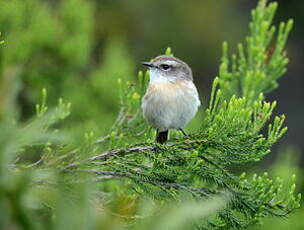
left=179, top=129, right=188, bottom=137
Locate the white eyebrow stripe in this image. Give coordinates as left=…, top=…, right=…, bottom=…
left=163, top=60, right=178, bottom=65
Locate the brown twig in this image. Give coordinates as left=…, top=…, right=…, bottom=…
left=63, top=139, right=208, bottom=170
left=90, top=145, right=159, bottom=161
left=76, top=169, right=216, bottom=197
left=90, top=139, right=207, bottom=161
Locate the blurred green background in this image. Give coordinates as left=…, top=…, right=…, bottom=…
left=0, top=0, right=303, bottom=229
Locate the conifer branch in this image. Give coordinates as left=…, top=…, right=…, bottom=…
left=58, top=1, right=300, bottom=229
left=2, top=0, right=300, bottom=229
left=77, top=169, right=217, bottom=196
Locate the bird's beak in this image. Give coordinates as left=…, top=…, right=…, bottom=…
left=142, top=62, right=154, bottom=68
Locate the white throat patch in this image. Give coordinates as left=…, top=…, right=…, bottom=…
left=149, top=69, right=171, bottom=84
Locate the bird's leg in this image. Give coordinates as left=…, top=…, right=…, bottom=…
left=156, top=129, right=169, bottom=144
left=179, top=128, right=188, bottom=136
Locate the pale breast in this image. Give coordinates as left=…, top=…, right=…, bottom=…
left=142, top=80, right=200, bottom=131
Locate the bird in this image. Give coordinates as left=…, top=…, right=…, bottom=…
left=141, top=55, right=201, bottom=144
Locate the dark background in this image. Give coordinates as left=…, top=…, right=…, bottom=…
left=267, top=0, right=304, bottom=157
left=0, top=0, right=303, bottom=154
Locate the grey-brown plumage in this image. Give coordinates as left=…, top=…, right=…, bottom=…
left=142, top=55, right=201, bottom=144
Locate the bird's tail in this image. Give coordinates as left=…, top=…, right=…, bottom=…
left=156, top=130, right=169, bottom=144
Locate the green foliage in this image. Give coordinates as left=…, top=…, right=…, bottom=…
left=0, top=93, right=69, bottom=229
left=0, top=32, right=3, bottom=45
left=218, top=1, right=293, bottom=103
left=249, top=147, right=304, bottom=230
left=0, top=0, right=301, bottom=230
left=0, top=0, right=135, bottom=137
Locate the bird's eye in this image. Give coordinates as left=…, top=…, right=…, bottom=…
left=160, top=64, right=171, bottom=71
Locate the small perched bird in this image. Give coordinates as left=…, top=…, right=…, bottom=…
left=141, top=55, right=201, bottom=144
